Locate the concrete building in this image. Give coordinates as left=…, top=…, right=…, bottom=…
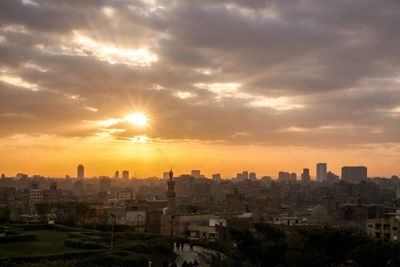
left=77, top=164, right=84, bottom=180
left=367, top=218, right=400, bottom=241
left=301, top=168, right=311, bottom=183
left=191, top=170, right=201, bottom=179
left=249, top=172, right=257, bottom=181
left=316, top=163, right=327, bottom=183
left=341, top=166, right=367, bottom=183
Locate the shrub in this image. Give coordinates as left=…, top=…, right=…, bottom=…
left=0, top=234, right=36, bottom=243
left=64, top=239, right=107, bottom=249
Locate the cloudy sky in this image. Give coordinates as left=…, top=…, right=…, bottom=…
left=0, top=0, right=400, bottom=178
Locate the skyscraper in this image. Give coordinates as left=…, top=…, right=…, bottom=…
left=77, top=164, right=84, bottom=180
left=316, top=163, right=327, bottom=182
left=114, top=171, right=119, bottom=179
left=301, top=168, right=311, bottom=183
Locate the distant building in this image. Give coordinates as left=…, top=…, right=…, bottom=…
left=212, top=173, right=221, bottom=182
left=367, top=218, right=400, bottom=241
left=16, top=173, right=28, bottom=179
left=99, top=177, right=111, bottom=192
left=77, top=164, right=84, bottom=180
left=290, top=172, right=297, bottom=182
left=327, top=171, right=339, bottom=184
left=301, top=168, right=311, bottom=183
left=163, top=172, right=170, bottom=179
left=341, top=166, right=367, bottom=183
left=278, top=171, right=290, bottom=182
left=191, top=170, right=201, bottom=179
left=114, top=171, right=119, bottom=178
left=249, top=172, right=256, bottom=181
left=316, top=163, right=327, bottom=182
left=122, top=170, right=129, bottom=180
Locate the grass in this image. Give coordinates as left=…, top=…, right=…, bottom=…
left=0, top=230, right=80, bottom=257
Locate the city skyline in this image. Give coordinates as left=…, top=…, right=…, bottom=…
left=1, top=0, right=400, bottom=177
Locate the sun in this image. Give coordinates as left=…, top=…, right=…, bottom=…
left=125, top=113, right=148, bottom=127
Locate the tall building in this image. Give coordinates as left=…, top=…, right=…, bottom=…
left=166, top=170, right=176, bottom=214
left=301, top=168, right=311, bottom=183
left=290, top=172, right=297, bottom=182
left=249, top=172, right=256, bottom=181
left=316, top=163, right=327, bottom=182
left=114, top=171, right=119, bottom=179
left=242, top=171, right=249, bottom=180
left=77, top=164, right=84, bottom=180
left=341, top=166, right=367, bottom=183
left=122, top=170, right=129, bottom=180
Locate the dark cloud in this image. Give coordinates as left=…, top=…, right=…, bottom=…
left=0, top=0, right=399, bottom=147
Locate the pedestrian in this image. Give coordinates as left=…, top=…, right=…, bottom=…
left=180, top=241, right=184, bottom=251
left=189, top=241, right=194, bottom=251
left=176, top=240, right=180, bottom=251
left=188, top=261, right=193, bottom=267
left=181, top=260, right=188, bottom=267
left=193, top=260, right=199, bottom=267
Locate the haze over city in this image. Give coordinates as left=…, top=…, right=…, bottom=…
left=1, top=0, right=400, bottom=178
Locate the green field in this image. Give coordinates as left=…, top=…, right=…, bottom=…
left=0, top=230, right=80, bottom=257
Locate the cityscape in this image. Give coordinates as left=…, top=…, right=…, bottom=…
left=1, top=0, right=400, bottom=266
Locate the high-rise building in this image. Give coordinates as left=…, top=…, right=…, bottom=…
left=301, top=168, right=311, bottom=183
left=122, top=170, right=129, bottom=180
left=341, top=166, right=367, bottom=183
left=115, top=171, right=119, bottom=179
left=249, top=172, right=257, bottom=181
left=290, top=172, right=297, bottom=182
left=77, top=164, right=84, bottom=180
left=316, top=163, right=327, bottom=182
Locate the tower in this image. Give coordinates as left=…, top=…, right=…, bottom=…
left=166, top=169, right=176, bottom=214
left=77, top=164, right=84, bottom=180
left=316, top=163, right=327, bottom=182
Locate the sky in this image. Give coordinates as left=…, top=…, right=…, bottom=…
left=0, top=0, right=400, bottom=178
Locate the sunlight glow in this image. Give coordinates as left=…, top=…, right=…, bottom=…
left=0, top=74, right=38, bottom=91
left=73, top=32, right=158, bottom=67
left=125, top=113, right=148, bottom=127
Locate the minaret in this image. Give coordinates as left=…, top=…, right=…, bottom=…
left=166, top=169, right=176, bottom=214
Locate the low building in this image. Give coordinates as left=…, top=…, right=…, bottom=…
left=367, top=218, right=400, bottom=241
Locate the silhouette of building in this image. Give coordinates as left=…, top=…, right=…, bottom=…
left=290, top=172, right=297, bottom=182
left=316, top=163, right=327, bottom=182
left=327, top=171, right=339, bottom=184
left=249, top=172, right=257, bottom=181
left=77, top=164, right=84, bottom=180
left=301, top=168, right=311, bottom=183
left=166, top=170, right=176, bottom=214
left=114, top=171, right=119, bottom=178
left=278, top=171, right=290, bottom=182
left=212, top=173, right=221, bottom=182
left=191, top=170, right=201, bottom=179
left=122, top=170, right=129, bottom=180
left=341, top=166, right=367, bottom=183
